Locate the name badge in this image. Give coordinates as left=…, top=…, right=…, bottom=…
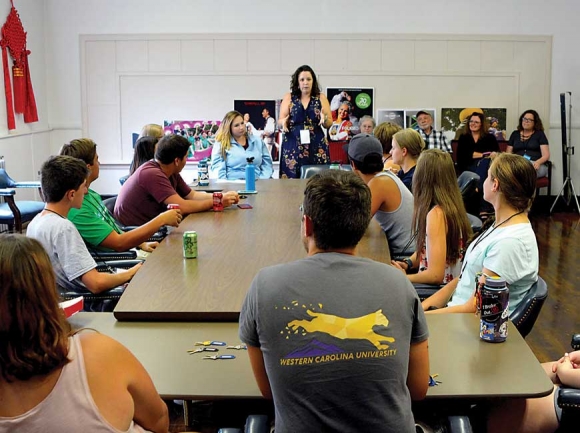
left=300, top=129, right=311, bottom=144
left=523, top=154, right=532, bottom=161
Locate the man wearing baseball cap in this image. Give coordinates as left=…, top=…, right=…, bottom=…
left=347, top=133, right=415, bottom=257
left=415, top=110, right=451, bottom=153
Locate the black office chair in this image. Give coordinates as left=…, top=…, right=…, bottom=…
left=556, top=332, right=580, bottom=432
left=510, top=276, right=548, bottom=338
left=0, top=168, right=44, bottom=232
left=299, top=164, right=352, bottom=179
left=101, top=195, right=167, bottom=242
left=458, top=170, right=481, bottom=218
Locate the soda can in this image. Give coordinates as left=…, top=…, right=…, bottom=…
left=183, top=231, right=198, bottom=259
left=213, top=192, right=224, bottom=212
left=479, top=275, right=509, bottom=343
left=167, top=204, right=180, bottom=210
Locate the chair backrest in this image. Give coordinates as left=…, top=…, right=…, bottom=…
left=457, top=171, right=480, bottom=197
left=102, top=196, right=117, bottom=215
left=510, top=276, right=548, bottom=338
left=450, top=140, right=459, bottom=164
left=457, top=171, right=481, bottom=216
left=299, top=165, right=352, bottom=179
left=0, top=168, right=16, bottom=189
left=119, top=174, right=130, bottom=185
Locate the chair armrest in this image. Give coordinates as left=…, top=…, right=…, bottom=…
left=90, top=250, right=137, bottom=261
left=571, top=334, right=580, bottom=351
left=558, top=387, right=580, bottom=409
left=121, top=225, right=168, bottom=242
left=13, top=181, right=41, bottom=188
left=413, top=283, right=444, bottom=301
left=122, top=225, right=168, bottom=235
left=61, top=286, right=126, bottom=300
left=245, top=415, right=269, bottom=433
left=447, top=415, right=473, bottom=433
left=96, top=259, right=143, bottom=272
left=0, top=188, right=15, bottom=196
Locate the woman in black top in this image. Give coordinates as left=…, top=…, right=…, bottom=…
left=456, top=112, right=499, bottom=174
left=507, top=109, right=550, bottom=178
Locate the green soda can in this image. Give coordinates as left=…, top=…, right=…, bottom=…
left=183, top=231, right=198, bottom=259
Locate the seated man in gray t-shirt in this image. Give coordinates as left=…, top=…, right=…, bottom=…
left=239, top=170, right=430, bottom=433
left=27, top=156, right=141, bottom=294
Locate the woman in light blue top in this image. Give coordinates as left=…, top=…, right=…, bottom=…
left=421, top=153, right=539, bottom=315
left=211, top=111, right=273, bottom=180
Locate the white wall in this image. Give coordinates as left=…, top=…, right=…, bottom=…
left=5, top=0, right=578, bottom=195
left=0, top=0, right=49, bottom=199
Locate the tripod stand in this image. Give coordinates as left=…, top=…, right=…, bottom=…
left=551, top=92, right=579, bottom=213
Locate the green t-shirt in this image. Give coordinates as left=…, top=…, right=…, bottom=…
left=68, top=188, right=122, bottom=250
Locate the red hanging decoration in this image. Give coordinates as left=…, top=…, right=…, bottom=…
left=0, top=0, right=38, bottom=130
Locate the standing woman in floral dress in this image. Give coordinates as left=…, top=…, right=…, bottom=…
left=278, top=65, right=333, bottom=178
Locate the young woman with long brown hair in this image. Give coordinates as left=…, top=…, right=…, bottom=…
left=392, top=149, right=472, bottom=285
left=0, top=235, right=168, bottom=432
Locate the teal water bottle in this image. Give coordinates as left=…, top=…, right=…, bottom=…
left=245, top=157, right=256, bottom=191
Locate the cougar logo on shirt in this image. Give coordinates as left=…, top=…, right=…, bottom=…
left=287, top=309, right=395, bottom=350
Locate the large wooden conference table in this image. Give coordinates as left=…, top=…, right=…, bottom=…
left=69, top=312, right=553, bottom=401
left=114, top=179, right=391, bottom=322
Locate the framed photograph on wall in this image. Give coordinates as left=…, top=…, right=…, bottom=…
left=405, top=109, right=436, bottom=131
left=376, top=109, right=405, bottom=128
left=326, top=87, right=374, bottom=142
left=441, top=107, right=507, bottom=141
left=163, top=120, right=221, bottom=162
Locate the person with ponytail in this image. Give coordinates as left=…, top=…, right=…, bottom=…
left=422, top=153, right=539, bottom=314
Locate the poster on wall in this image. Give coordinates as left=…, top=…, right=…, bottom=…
left=405, top=109, right=436, bottom=131
left=233, top=100, right=279, bottom=160
left=441, top=107, right=507, bottom=141
left=163, top=120, right=221, bottom=162
left=326, top=87, right=374, bottom=142
left=376, top=109, right=405, bottom=128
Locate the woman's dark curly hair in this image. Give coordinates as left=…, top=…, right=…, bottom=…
left=290, top=65, right=321, bottom=98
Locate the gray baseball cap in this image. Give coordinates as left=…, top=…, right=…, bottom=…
left=347, top=133, right=383, bottom=161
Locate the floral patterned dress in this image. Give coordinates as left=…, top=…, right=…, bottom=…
left=280, top=94, right=329, bottom=178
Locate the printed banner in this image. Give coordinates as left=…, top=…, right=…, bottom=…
left=326, top=87, right=374, bottom=142
left=163, top=120, right=221, bottom=162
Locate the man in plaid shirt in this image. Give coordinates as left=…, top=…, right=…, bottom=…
left=415, top=110, right=452, bottom=153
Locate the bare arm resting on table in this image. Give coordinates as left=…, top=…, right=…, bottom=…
left=99, top=209, right=181, bottom=252
left=248, top=345, right=273, bottom=399
left=81, top=263, right=142, bottom=294
left=424, top=267, right=498, bottom=314
left=163, top=190, right=239, bottom=215
left=408, top=339, right=430, bottom=400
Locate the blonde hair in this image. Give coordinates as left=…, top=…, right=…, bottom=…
left=393, top=128, right=425, bottom=160
left=412, top=149, right=472, bottom=264
left=215, top=111, right=246, bottom=158
left=374, top=122, right=402, bottom=155
left=138, top=124, right=163, bottom=140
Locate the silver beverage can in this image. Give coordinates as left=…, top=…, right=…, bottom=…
left=479, top=276, right=509, bottom=343
left=183, top=231, right=198, bottom=259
